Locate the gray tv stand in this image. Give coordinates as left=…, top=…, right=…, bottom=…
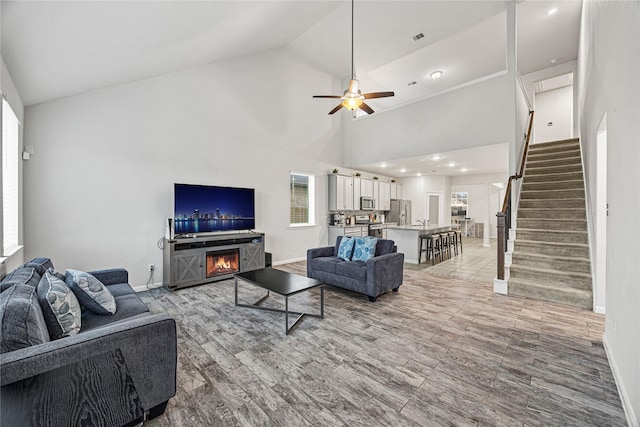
left=163, top=231, right=265, bottom=291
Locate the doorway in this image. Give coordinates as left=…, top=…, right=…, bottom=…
left=426, top=192, right=443, bottom=226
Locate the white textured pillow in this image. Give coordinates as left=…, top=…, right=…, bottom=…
left=65, top=269, right=116, bottom=315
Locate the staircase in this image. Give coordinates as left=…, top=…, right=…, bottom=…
left=508, top=138, right=593, bottom=309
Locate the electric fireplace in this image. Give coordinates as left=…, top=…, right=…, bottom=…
left=206, top=249, right=240, bottom=278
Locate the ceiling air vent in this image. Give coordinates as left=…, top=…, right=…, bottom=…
left=412, top=33, right=424, bottom=41
left=407, top=81, right=417, bottom=87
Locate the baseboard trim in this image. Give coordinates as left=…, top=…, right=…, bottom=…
left=603, top=334, right=637, bottom=426
left=273, top=257, right=306, bottom=266
left=132, top=282, right=163, bottom=293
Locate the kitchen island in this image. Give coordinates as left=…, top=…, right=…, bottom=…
left=386, top=224, right=459, bottom=264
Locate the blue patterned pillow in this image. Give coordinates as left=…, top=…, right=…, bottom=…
left=352, top=237, right=379, bottom=262
left=38, top=270, right=81, bottom=339
left=337, top=237, right=355, bottom=261
left=65, top=269, right=116, bottom=315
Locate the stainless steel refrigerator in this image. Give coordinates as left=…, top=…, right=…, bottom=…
left=388, top=199, right=412, bottom=225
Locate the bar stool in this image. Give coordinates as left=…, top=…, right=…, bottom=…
left=439, top=233, right=450, bottom=260
left=432, top=234, right=442, bottom=265
left=418, top=234, right=429, bottom=264
left=448, top=230, right=458, bottom=256
left=456, top=230, right=463, bottom=254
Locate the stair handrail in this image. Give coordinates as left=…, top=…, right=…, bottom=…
left=497, top=110, right=535, bottom=280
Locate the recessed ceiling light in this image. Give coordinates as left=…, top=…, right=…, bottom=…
left=548, top=7, right=558, bottom=15
left=417, top=173, right=422, bottom=177
left=448, top=162, right=455, bottom=167
left=400, top=168, right=407, bottom=173
left=432, top=155, right=441, bottom=161
left=461, top=168, right=468, bottom=172
left=431, top=71, right=443, bottom=80
left=380, top=163, right=387, bottom=168
left=550, top=59, right=557, bottom=64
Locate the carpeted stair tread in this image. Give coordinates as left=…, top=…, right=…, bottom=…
left=526, top=156, right=582, bottom=168
left=510, top=265, right=592, bottom=290
left=515, top=228, right=588, bottom=244
left=520, top=189, right=585, bottom=200
left=508, top=279, right=592, bottom=309
left=522, top=180, right=584, bottom=191
left=524, top=171, right=583, bottom=183
left=525, top=164, right=582, bottom=174
left=511, top=252, right=591, bottom=273
left=519, top=199, right=586, bottom=209
left=518, top=208, right=585, bottom=219
left=527, top=149, right=581, bottom=162
left=517, top=218, right=587, bottom=231
left=514, top=240, right=589, bottom=258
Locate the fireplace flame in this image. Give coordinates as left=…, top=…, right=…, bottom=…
left=206, top=250, right=240, bottom=278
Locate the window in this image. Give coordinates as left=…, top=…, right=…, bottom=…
left=290, top=172, right=315, bottom=226
left=451, top=191, right=468, bottom=218
left=2, top=98, right=20, bottom=255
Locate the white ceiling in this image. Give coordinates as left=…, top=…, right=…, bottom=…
left=2, top=0, right=582, bottom=108
left=356, top=143, right=510, bottom=178
left=1, top=1, right=581, bottom=180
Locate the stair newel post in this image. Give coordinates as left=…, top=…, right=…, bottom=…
left=497, top=211, right=506, bottom=280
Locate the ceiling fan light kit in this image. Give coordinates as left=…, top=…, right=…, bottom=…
left=313, top=0, right=394, bottom=115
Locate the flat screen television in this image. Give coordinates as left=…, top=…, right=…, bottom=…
left=174, top=183, right=255, bottom=235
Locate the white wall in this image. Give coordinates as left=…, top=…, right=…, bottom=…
left=343, top=73, right=515, bottom=168
left=522, top=60, right=579, bottom=139
left=23, top=48, right=343, bottom=287
left=1, top=57, right=25, bottom=272
left=534, top=85, right=573, bottom=143
left=578, top=1, right=640, bottom=424
left=398, top=176, right=451, bottom=226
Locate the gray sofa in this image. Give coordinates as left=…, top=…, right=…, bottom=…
left=0, top=258, right=177, bottom=426
left=307, top=236, right=404, bottom=302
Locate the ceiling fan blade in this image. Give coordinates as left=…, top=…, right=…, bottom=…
left=313, top=95, right=343, bottom=99
left=363, top=91, right=395, bottom=99
left=328, top=104, right=344, bottom=115
left=359, top=102, right=375, bottom=115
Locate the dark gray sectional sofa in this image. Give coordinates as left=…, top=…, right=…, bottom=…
left=307, top=236, right=404, bottom=302
left=0, top=258, right=177, bottom=426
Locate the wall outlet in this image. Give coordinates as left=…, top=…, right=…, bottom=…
left=148, top=264, right=155, bottom=272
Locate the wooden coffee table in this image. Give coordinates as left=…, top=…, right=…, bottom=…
left=234, top=268, right=324, bottom=335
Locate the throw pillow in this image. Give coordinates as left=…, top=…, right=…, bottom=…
left=23, top=258, right=54, bottom=276
left=38, top=270, right=81, bottom=339
left=0, top=267, right=41, bottom=293
left=65, top=269, right=116, bottom=315
left=0, top=284, right=50, bottom=353
left=337, top=236, right=355, bottom=261
left=352, top=237, right=379, bottom=262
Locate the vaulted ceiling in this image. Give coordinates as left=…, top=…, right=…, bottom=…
left=2, top=0, right=582, bottom=109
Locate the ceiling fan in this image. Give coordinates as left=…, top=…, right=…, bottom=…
left=313, top=0, right=394, bottom=115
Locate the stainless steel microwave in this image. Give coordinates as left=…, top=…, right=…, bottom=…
left=360, top=197, right=375, bottom=210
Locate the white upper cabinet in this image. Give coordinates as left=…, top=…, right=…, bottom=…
left=328, top=174, right=354, bottom=210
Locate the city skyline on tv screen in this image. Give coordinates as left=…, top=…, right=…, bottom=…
left=174, top=184, right=255, bottom=233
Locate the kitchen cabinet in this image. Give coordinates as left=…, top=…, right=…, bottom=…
left=328, top=174, right=354, bottom=210
left=379, top=182, right=391, bottom=211
left=373, top=181, right=380, bottom=210
left=360, top=179, right=374, bottom=197
left=353, top=178, right=361, bottom=208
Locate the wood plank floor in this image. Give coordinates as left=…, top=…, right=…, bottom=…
left=140, top=257, right=626, bottom=426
